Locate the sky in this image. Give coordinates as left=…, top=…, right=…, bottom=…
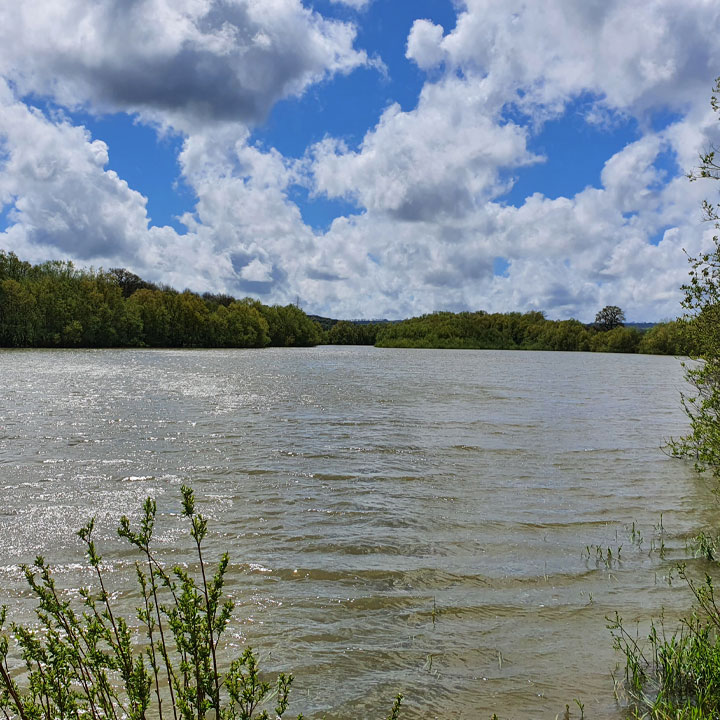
left=0, top=0, right=719, bottom=321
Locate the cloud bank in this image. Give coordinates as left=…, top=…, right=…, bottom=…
left=0, top=0, right=370, bottom=130
left=1, top=0, right=719, bottom=321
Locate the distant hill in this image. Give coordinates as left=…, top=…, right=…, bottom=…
left=308, top=315, right=394, bottom=331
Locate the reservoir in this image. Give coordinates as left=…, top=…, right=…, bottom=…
left=0, top=347, right=714, bottom=719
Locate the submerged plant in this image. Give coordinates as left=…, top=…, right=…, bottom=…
left=0, top=486, right=403, bottom=720
left=582, top=543, right=622, bottom=569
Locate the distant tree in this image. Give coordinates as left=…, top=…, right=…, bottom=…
left=538, top=319, right=592, bottom=352
left=324, top=320, right=381, bottom=345
left=0, top=250, right=32, bottom=281
left=638, top=320, right=694, bottom=356
left=0, top=278, right=39, bottom=346
left=594, top=305, right=626, bottom=331
left=128, top=289, right=171, bottom=346
left=260, top=304, right=323, bottom=347
left=222, top=301, right=270, bottom=347
left=202, top=291, right=235, bottom=309
left=109, top=268, right=157, bottom=298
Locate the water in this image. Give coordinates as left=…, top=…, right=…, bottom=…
left=0, top=346, right=716, bottom=719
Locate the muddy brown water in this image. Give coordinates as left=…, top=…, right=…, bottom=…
left=0, top=346, right=716, bottom=719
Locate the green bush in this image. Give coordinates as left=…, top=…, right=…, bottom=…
left=609, top=76, right=720, bottom=720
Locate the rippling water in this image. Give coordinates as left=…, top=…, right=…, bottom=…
left=0, top=347, right=716, bottom=719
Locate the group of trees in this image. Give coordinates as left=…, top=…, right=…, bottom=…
left=371, top=308, right=692, bottom=355
left=0, top=252, right=322, bottom=348
left=323, top=320, right=381, bottom=345
left=0, top=251, right=695, bottom=355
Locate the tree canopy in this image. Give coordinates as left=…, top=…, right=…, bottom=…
left=594, top=305, right=626, bottom=331
left=0, top=252, right=322, bottom=349
left=0, top=250, right=697, bottom=356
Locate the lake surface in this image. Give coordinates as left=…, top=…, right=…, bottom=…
left=0, top=347, right=717, bottom=719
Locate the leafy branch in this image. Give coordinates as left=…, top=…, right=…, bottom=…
left=0, top=486, right=403, bottom=720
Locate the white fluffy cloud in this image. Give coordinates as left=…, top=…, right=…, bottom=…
left=311, top=76, right=540, bottom=221
left=0, top=91, right=323, bottom=299
left=406, top=19, right=446, bottom=71
left=406, top=0, right=718, bottom=118
left=0, top=86, right=230, bottom=292
left=1, top=0, right=719, bottom=321
left=0, top=0, right=359, bottom=298
left=0, top=80, right=151, bottom=262
left=176, top=125, right=318, bottom=299
left=294, top=145, right=712, bottom=321
left=0, top=0, right=370, bottom=131
left=301, top=0, right=720, bottom=320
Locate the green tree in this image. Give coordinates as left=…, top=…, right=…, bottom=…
left=167, top=291, right=211, bottom=347
left=638, top=320, right=694, bottom=356
left=109, top=267, right=158, bottom=298
left=326, top=320, right=380, bottom=345
left=538, top=319, right=592, bottom=352
left=129, top=289, right=172, bottom=346
left=260, top=304, right=322, bottom=347
left=0, top=278, right=39, bottom=346
left=31, top=260, right=83, bottom=346
left=589, top=325, right=641, bottom=354
left=672, top=76, right=720, bottom=474
left=209, top=302, right=270, bottom=348
left=0, top=250, right=32, bottom=282
left=594, top=305, right=626, bottom=331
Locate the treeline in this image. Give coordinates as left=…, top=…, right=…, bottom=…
left=324, top=320, right=382, bottom=345
left=0, top=250, right=693, bottom=354
left=0, top=251, right=322, bottom=348
left=372, top=310, right=693, bottom=355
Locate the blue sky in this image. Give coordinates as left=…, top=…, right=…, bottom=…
left=0, top=0, right=718, bottom=320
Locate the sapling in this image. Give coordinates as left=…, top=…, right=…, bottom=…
left=0, top=486, right=403, bottom=720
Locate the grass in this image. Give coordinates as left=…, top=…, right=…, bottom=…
left=609, top=564, right=720, bottom=720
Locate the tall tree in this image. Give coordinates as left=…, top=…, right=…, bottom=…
left=109, top=267, right=158, bottom=298
left=594, top=305, right=626, bottom=331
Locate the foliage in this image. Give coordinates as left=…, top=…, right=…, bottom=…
left=0, top=487, right=404, bottom=720
left=609, top=77, right=720, bottom=720
left=638, top=320, right=695, bottom=356
left=609, top=569, right=720, bottom=720
left=257, top=303, right=323, bottom=347
left=589, top=325, right=642, bottom=354
left=109, top=268, right=159, bottom=298
left=594, top=305, right=626, bottom=331
left=0, top=252, right=321, bottom=349
left=669, top=75, right=720, bottom=476
left=375, top=309, right=652, bottom=354
left=324, top=321, right=381, bottom=345
left=0, top=249, right=696, bottom=356
left=376, top=310, right=547, bottom=350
